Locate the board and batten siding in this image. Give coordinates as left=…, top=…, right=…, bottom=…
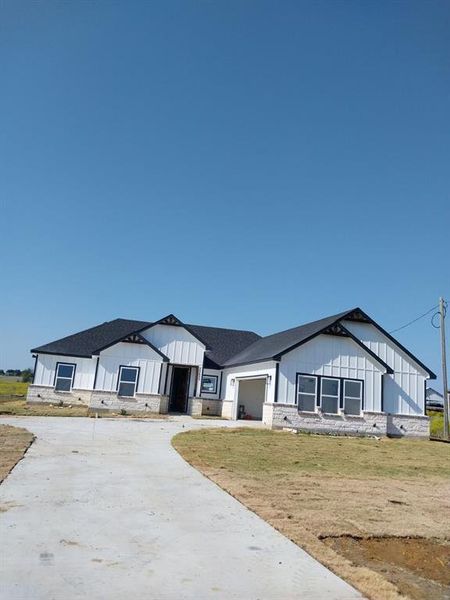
left=34, top=354, right=97, bottom=390
left=95, top=342, right=163, bottom=395
left=277, top=334, right=385, bottom=411
left=343, top=320, right=427, bottom=415
left=141, top=325, right=205, bottom=366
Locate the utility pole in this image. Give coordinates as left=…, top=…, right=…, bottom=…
left=439, top=297, right=449, bottom=440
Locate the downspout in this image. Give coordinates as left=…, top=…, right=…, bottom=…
left=274, top=362, right=280, bottom=403
left=93, top=356, right=100, bottom=391
left=31, top=354, right=38, bottom=384
left=218, top=371, right=223, bottom=399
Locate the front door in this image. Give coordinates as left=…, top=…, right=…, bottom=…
left=169, top=367, right=190, bottom=413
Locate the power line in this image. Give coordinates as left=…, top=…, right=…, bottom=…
left=389, top=305, right=439, bottom=334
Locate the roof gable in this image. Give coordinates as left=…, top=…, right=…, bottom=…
left=31, top=317, right=260, bottom=367
left=155, top=314, right=183, bottom=326
left=94, top=332, right=169, bottom=361
left=342, top=308, right=436, bottom=378
left=223, top=310, right=353, bottom=367
left=223, top=307, right=434, bottom=378
left=145, top=314, right=210, bottom=348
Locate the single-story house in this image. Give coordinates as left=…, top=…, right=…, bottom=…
left=28, top=308, right=435, bottom=437
left=426, top=386, right=444, bottom=409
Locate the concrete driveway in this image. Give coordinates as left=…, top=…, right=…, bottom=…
left=0, top=416, right=361, bottom=599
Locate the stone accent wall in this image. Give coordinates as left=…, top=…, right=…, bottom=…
left=27, top=385, right=90, bottom=406
left=200, top=399, right=223, bottom=417
left=89, top=390, right=166, bottom=414
left=221, top=400, right=234, bottom=419
left=270, top=403, right=429, bottom=438
left=27, top=385, right=224, bottom=418
left=187, top=397, right=203, bottom=417
left=385, top=414, right=430, bottom=438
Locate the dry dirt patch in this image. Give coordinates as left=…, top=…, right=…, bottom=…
left=173, top=428, right=450, bottom=600
left=0, top=424, right=34, bottom=484
left=324, top=536, right=450, bottom=600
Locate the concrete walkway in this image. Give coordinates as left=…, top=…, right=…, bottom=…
left=0, top=416, right=361, bottom=599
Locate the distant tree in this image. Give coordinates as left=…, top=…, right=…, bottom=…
left=21, top=369, right=33, bottom=383
left=0, top=369, right=4, bottom=376
left=6, top=369, right=15, bottom=376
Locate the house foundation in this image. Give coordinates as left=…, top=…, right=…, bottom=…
left=269, top=403, right=429, bottom=438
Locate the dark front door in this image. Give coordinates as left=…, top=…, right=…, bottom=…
left=169, top=367, right=190, bottom=413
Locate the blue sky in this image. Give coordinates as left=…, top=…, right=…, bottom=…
left=1, top=1, right=449, bottom=387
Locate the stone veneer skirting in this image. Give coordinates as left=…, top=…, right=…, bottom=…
left=27, top=386, right=429, bottom=436
left=186, top=398, right=223, bottom=416
left=269, top=403, right=429, bottom=438
left=27, top=385, right=92, bottom=406
left=27, top=385, right=220, bottom=417
left=200, top=399, right=223, bottom=417
left=89, top=390, right=169, bottom=414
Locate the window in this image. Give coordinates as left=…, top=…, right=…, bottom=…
left=320, top=377, right=340, bottom=414
left=296, top=374, right=364, bottom=415
left=343, top=379, right=363, bottom=415
left=201, top=374, right=218, bottom=394
left=54, top=363, right=75, bottom=392
left=297, top=375, right=317, bottom=412
left=117, top=366, right=139, bottom=397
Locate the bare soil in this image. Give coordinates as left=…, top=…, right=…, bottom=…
left=0, top=424, right=34, bottom=484
left=324, top=536, right=450, bottom=600
left=173, top=428, right=450, bottom=600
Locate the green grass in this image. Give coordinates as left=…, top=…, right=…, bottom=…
left=428, top=410, right=444, bottom=439
left=0, top=379, right=29, bottom=397
left=173, top=427, right=450, bottom=480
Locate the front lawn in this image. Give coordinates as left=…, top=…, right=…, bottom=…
left=0, top=378, right=29, bottom=397
left=428, top=410, right=445, bottom=438
left=173, top=428, right=450, bottom=600
left=0, top=397, right=90, bottom=417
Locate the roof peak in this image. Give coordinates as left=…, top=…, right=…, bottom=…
left=261, top=308, right=359, bottom=340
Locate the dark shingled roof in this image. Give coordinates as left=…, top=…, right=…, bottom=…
left=187, top=324, right=261, bottom=369
left=223, top=310, right=352, bottom=367
left=31, top=308, right=436, bottom=378
left=31, top=319, right=152, bottom=358
left=223, top=307, right=436, bottom=378
left=31, top=318, right=261, bottom=368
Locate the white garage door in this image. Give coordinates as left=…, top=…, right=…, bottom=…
left=237, top=378, right=266, bottom=420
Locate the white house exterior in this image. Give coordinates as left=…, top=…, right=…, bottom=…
left=28, top=309, right=435, bottom=437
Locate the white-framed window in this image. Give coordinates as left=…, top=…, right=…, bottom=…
left=320, top=377, right=340, bottom=414
left=54, top=363, right=75, bottom=392
left=343, top=379, right=363, bottom=415
left=117, top=366, right=139, bottom=397
left=296, top=374, right=318, bottom=412
left=201, top=374, right=218, bottom=394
